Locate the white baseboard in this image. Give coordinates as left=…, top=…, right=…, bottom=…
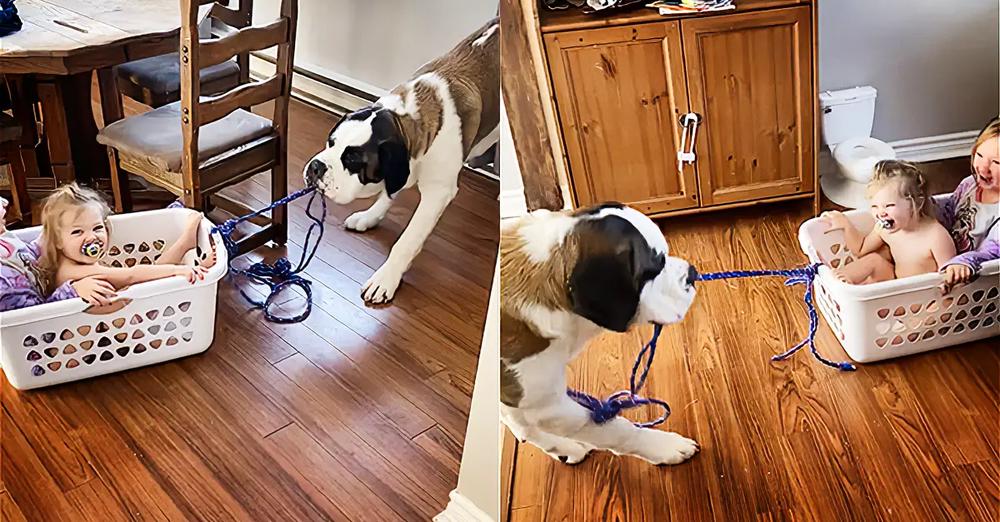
left=434, top=490, right=495, bottom=522
left=500, top=189, right=528, bottom=219
left=888, top=130, right=978, bottom=163
left=248, top=56, right=387, bottom=115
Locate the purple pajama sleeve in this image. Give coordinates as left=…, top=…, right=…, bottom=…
left=935, top=176, right=1000, bottom=276
left=0, top=238, right=79, bottom=312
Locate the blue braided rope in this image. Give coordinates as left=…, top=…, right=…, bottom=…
left=211, top=187, right=326, bottom=323
left=0, top=0, right=22, bottom=37
left=567, top=262, right=854, bottom=428
left=568, top=324, right=671, bottom=428
left=695, top=263, right=856, bottom=371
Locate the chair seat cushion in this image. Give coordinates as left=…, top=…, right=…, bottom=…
left=0, top=111, right=22, bottom=143
left=117, top=53, right=240, bottom=100
left=97, top=102, right=273, bottom=174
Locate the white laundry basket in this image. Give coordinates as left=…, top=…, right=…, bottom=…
left=0, top=209, right=227, bottom=390
left=798, top=197, right=999, bottom=363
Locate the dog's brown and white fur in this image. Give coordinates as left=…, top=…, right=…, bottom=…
left=305, top=18, right=499, bottom=304
left=501, top=203, right=701, bottom=465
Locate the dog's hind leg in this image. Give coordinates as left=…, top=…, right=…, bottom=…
left=361, top=181, right=459, bottom=304
left=345, top=192, right=393, bottom=232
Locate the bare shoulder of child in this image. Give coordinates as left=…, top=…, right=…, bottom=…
left=890, top=217, right=953, bottom=278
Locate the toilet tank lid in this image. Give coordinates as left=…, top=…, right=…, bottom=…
left=820, top=86, right=877, bottom=107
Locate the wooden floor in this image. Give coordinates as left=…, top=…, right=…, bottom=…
left=1, top=98, right=499, bottom=521
left=506, top=160, right=999, bottom=521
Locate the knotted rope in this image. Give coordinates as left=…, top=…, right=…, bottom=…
left=211, top=187, right=326, bottom=323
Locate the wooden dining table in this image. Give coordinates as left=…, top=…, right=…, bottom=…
left=0, top=0, right=211, bottom=187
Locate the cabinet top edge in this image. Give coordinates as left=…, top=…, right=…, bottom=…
left=540, top=1, right=812, bottom=34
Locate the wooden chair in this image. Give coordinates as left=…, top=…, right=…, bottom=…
left=115, top=0, right=253, bottom=108
left=98, top=0, right=296, bottom=254
left=1, top=77, right=38, bottom=226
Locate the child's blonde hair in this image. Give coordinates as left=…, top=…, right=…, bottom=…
left=865, top=160, right=934, bottom=219
left=37, top=183, right=112, bottom=294
left=971, top=117, right=999, bottom=173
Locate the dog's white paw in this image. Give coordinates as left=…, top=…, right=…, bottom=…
left=542, top=439, right=592, bottom=465
left=629, top=430, right=699, bottom=465
left=362, top=265, right=402, bottom=304
left=345, top=210, right=382, bottom=232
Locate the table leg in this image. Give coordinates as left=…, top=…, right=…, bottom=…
left=36, top=72, right=112, bottom=187
left=62, top=72, right=110, bottom=184
left=96, top=68, right=132, bottom=212
left=35, top=79, right=75, bottom=186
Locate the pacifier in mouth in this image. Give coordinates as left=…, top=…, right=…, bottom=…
left=81, top=239, right=105, bottom=259
left=877, top=217, right=895, bottom=230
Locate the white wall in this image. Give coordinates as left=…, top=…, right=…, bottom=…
left=253, top=0, right=497, bottom=94
left=820, top=0, right=999, bottom=143
left=435, top=263, right=500, bottom=522
left=500, top=97, right=528, bottom=218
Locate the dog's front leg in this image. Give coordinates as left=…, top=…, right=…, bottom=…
left=502, top=405, right=593, bottom=464
left=361, top=182, right=458, bottom=304
left=345, top=192, right=394, bottom=232
left=531, top=396, right=699, bottom=465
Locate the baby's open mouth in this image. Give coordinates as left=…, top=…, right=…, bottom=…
left=979, top=173, right=994, bottom=185
left=878, top=217, right=895, bottom=230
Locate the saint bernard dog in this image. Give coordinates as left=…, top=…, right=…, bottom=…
left=500, top=203, right=701, bottom=465
left=304, top=18, right=499, bottom=304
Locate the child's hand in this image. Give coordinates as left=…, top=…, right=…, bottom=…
left=177, top=264, right=210, bottom=284
left=939, top=264, right=973, bottom=294
left=72, top=276, right=117, bottom=307
left=820, top=211, right=850, bottom=232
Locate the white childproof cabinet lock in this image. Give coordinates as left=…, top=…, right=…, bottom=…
left=676, top=112, right=703, bottom=171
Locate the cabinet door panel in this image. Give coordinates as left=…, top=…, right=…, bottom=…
left=545, top=22, right=698, bottom=213
left=683, top=7, right=814, bottom=206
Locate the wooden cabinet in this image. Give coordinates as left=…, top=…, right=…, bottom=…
left=542, top=4, right=817, bottom=217
left=683, top=7, right=813, bottom=206
left=545, top=23, right=697, bottom=214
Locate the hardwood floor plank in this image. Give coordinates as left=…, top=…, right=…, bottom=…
left=64, top=478, right=133, bottom=522
left=218, top=335, right=444, bottom=520
left=90, top=376, right=262, bottom=521
left=1, top=489, right=28, bottom=522
left=413, top=424, right=463, bottom=476
left=115, top=366, right=341, bottom=521
left=273, top=354, right=456, bottom=501
left=0, top=386, right=96, bottom=491
left=1, top=406, right=81, bottom=519
left=27, top=392, right=191, bottom=520
left=263, top=422, right=402, bottom=522
left=220, top=284, right=462, bottom=441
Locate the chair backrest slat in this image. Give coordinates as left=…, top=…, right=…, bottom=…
left=199, top=18, right=288, bottom=69
left=207, top=2, right=247, bottom=27
left=199, top=74, right=283, bottom=126
left=178, top=0, right=295, bottom=180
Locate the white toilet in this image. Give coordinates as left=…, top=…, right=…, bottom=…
left=819, top=86, right=896, bottom=209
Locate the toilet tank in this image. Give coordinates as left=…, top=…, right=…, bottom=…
left=819, top=86, right=877, bottom=148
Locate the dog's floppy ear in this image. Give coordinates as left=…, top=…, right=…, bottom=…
left=372, top=110, right=410, bottom=197
left=567, top=217, right=646, bottom=332
left=569, top=249, right=639, bottom=332
left=378, top=141, right=410, bottom=197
